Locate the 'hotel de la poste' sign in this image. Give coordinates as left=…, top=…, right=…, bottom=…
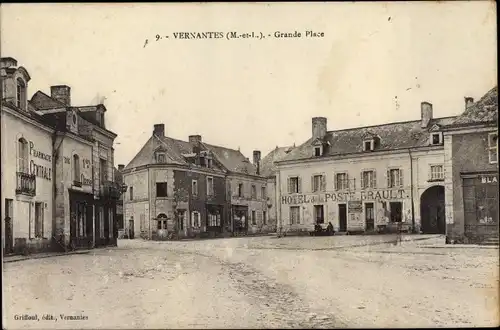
left=281, top=189, right=408, bottom=205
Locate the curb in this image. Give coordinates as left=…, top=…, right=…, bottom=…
left=3, top=250, right=92, bottom=264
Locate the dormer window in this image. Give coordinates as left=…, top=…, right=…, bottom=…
left=207, top=158, right=213, bottom=168
left=156, top=152, right=166, bottom=163
left=314, top=146, right=322, bottom=157
left=430, top=132, right=443, bottom=145
left=16, top=78, right=27, bottom=110
left=363, top=140, right=374, bottom=152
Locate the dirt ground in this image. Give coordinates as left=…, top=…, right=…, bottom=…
left=3, top=234, right=499, bottom=329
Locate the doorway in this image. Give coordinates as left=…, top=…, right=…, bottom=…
left=389, top=202, right=403, bottom=223
left=338, top=204, right=347, bottom=232
left=128, top=219, right=135, bottom=239
left=4, top=199, right=14, bottom=254
left=365, top=202, right=375, bottom=231
left=420, top=185, right=445, bottom=234
left=314, top=205, right=325, bottom=224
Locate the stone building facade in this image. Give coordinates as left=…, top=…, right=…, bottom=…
left=122, top=124, right=270, bottom=239
left=1, top=57, right=120, bottom=255
left=443, top=87, right=498, bottom=244
left=275, top=102, right=458, bottom=236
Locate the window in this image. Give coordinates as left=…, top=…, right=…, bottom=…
left=363, top=140, right=373, bottom=151
left=129, top=186, right=134, bottom=200
left=251, top=185, right=257, bottom=199
left=388, top=169, right=403, bottom=188
left=430, top=133, right=442, bottom=145
left=488, top=133, right=498, bottom=164
left=389, top=202, right=403, bottom=223
left=314, top=205, right=324, bottom=224
left=288, top=176, right=300, bottom=193
left=191, top=211, right=200, bottom=228
left=16, top=78, right=26, bottom=110
left=430, top=165, right=444, bottom=181
left=100, top=158, right=107, bottom=182
left=99, top=207, right=105, bottom=238
left=312, top=174, right=325, bottom=192
left=290, top=206, right=300, bottom=225
left=156, top=153, right=166, bottom=163
left=263, top=211, right=267, bottom=225
left=109, top=208, right=114, bottom=238
left=251, top=210, right=256, bottom=225
left=17, top=138, right=29, bottom=173
left=73, top=154, right=81, bottom=184
left=140, top=213, right=146, bottom=232
left=361, top=170, right=376, bottom=189
left=192, top=180, right=198, bottom=196
left=156, top=182, right=168, bottom=197
left=34, top=202, right=44, bottom=238
left=238, top=183, right=244, bottom=197
left=314, top=146, right=322, bottom=157
left=335, top=173, right=348, bottom=190
left=178, top=210, right=186, bottom=230
left=77, top=202, right=87, bottom=238
left=207, top=158, right=213, bottom=168
left=208, top=212, right=221, bottom=227
left=200, top=157, right=206, bottom=167
left=261, top=186, right=266, bottom=199
left=207, top=177, right=214, bottom=196
left=157, top=219, right=167, bottom=230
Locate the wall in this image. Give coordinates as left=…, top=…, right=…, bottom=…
left=228, top=174, right=268, bottom=233
left=277, top=149, right=445, bottom=233
left=266, top=176, right=277, bottom=231
left=1, top=108, right=53, bottom=251
left=446, top=130, right=499, bottom=242
left=123, top=168, right=150, bottom=237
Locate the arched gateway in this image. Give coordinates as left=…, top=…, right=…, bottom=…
left=420, top=185, right=445, bottom=234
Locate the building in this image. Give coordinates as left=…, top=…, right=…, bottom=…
left=1, top=57, right=120, bottom=255
left=122, top=124, right=270, bottom=239
left=274, top=102, right=458, bottom=235
left=260, top=145, right=296, bottom=233
left=115, top=165, right=126, bottom=238
left=442, top=86, right=498, bottom=244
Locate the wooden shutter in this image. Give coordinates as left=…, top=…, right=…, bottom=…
left=333, top=173, right=337, bottom=191
left=373, top=171, right=377, bottom=188
left=360, top=171, right=365, bottom=189
left=28, top=202, right=34, bottom=239
left=346, top=173, right=350, bottom=189
left=386, top=170, right=391, bottom=188
left=287, top=178, right=291, bottom=194
left=321, top=175, right=326, bottom=192
left=298, top=177, right=302, bottom=193
left=311, top=175, right=315, bottom=192
left=399, top=169, right=404, bottom=187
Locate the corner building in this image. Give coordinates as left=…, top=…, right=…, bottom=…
left=275, top=102, right=458, bottom=235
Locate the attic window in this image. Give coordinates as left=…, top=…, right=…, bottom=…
left=156, top=152, right=166, bottom=163
left=207, top=158, right=213, bottom=168
left=314, top=146, right=322, bottom=157
left=430, top=133, right=443, bottom=145
left=363, top=140, right=374, bottom=152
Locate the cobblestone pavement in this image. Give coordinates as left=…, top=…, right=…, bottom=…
left=2, top=235, right=499, bottom=329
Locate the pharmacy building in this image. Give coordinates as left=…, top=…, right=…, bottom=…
left=1, top=57, right=120, bottom=255
left=121, top=124, right=272, bottom=240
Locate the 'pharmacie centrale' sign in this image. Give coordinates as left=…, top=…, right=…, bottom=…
left=29, top=141, right=52, bottom=181
left=281, top=189, right=408, bottom=205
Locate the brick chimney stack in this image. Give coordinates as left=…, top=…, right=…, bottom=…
left=253, top=150, right=261, bottom=175
left=153, top=124, right=165, bottom=137
left=312, top=117, right=327, bottom=140
left=50, top=85, right=71, bottom=106
left=464, top=97, right=474, bottom=110
left=420, top=102, right=433, bottom=128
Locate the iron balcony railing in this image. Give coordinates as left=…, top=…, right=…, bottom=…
left=16, top=172, right=36, bottom=196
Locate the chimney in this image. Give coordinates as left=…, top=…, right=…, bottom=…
left=189, top=135, right=202, bottom=145
left=420, top=102, right=433, bottom=128
left=464, top=97, right=474, bottom=110
left=0, top=57, right=17, bottom=69
left=253, top=150, right=261, bottom=175
left=118, top=164, right=125, bottom=171
left=50, top=85, right=71, bottom=106
left=153, top=124, right=165, bottom=137
left=312, top=117, right=327, bottom=140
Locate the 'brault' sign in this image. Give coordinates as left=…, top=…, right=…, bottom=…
left=281, top=189, right=407, bottom=205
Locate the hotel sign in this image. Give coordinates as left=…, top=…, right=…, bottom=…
left=281, top=189, right=408, bottom=205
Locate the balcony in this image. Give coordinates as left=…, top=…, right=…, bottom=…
left=16, top=172, right=36, bottom=196
left=100, top=181, right=123, bottom=200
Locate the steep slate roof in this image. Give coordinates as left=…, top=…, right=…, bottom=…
left=31, top=91, right=66, bottom=110
left=448, top=86, right=498, bottom=126
left=260, top=146, right=296, bottom=177
left=124, top=134, right=259, bottom=176
left=280, top=116, right=456, bottom=163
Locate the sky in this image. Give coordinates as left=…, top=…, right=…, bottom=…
left=1, top=2, right=497, bottom=166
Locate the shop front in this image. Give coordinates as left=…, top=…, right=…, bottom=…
left=206, top=203, right=223, bottom=233
left=69, top=189, right=95, bottom=250
left=462, top=172, right=499, bottom=243
left=232, top=205, right=248, bottom=235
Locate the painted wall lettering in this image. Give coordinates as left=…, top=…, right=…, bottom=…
left=80, top=173, right=93, bottom=186
left=82, top=158, right=91, bottom=169
left=281, top=189, right=407, bottom=205
left=63, top=156, right=71, bottom=164
left=481, top=175, right=498, bottom=184
left=30, top=160, right=51, bottom=180
left=29, top=141, right=52, bottom=162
